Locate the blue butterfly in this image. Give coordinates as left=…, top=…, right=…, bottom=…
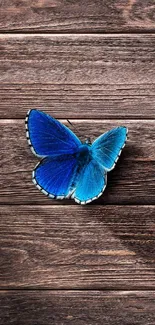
left=25, top=109, right=128, bottom=204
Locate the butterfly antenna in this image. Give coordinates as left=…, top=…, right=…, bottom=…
left=67, top=119, right=74, bottom=127
left=67, top=119, right=84, bottom=141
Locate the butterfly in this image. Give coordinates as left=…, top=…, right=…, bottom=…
left=25, top=109, right=128, bottom=204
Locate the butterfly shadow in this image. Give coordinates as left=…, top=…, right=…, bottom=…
left=85, top=145, right=155, bottom=265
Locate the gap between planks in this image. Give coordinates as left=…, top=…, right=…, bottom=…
left=1, top=288, right=155, bottom=292
left=0, top=32, right=155, bottom=36
left=1, top=117, right=155, bottom=121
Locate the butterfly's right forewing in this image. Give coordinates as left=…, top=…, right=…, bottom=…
left=91, top=126, right=128, bottom=171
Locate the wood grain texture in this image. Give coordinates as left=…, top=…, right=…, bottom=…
left=0, top=2, right=154, bottom=324
left=0, top=0, right=155, bottom=32
left=1, top=119, right=155, bottom=205
left=0, top=290, right=155, bottom=325
left=0, top=205, right=155, bottom=289
left=0, top=34, right=155, bottom=119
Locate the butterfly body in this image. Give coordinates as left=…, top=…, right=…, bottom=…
left=26, top=109, right=128, bottom=204
left=77, top=143, right=91, bottom=164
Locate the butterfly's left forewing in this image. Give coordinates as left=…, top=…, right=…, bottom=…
left=91, top=126, right=128, bottom=171
left=26, top=109, right=81, bottom=157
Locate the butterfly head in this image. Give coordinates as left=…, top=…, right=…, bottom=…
left=85, top=137, right=91, bottom=145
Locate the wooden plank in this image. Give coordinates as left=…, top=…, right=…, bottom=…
left=0, top=291, right=155, bottom=325
left=0, top=34, right=155, bottom=119
left=1, top=119, right=155, bottom=205
left=1, top=83, right=155, bottom=119
left=0, top=205, right=155, bottom=289
left=0, top=0, right=155, bottom=32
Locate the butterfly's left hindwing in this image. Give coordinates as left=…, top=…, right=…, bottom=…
left=32, top=155, right=78, bottom=199
left=91, top=126, right=128, bottom=171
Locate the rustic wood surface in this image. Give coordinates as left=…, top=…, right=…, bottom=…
left=0, top=291, right=155, bottom=325
left=0, top=0, right=155, bottom=33
left=0, top=205, right=155, bottom=289
left=0, top=34, right=155, bottom=119
left=1, top=119, right=155, bottom=204
left=0, top=1, right=155, bottom=323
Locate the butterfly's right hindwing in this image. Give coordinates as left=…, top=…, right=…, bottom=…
left=72, top=159, right=107, bottom=204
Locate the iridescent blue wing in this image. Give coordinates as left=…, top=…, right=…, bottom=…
left=72, top=159, right=106, bottom=204
left=33, top=154, right=78, bottom=199
left=91, top=126, right=128, bottom=171
left=25, top=109, right=81, bottom=157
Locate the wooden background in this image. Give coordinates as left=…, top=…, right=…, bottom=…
left=0, top=1, right=155, bottom=324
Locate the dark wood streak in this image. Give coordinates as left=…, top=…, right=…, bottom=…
left=0, top=119, right=155, bottom=205
left=0, top=205, right=155, bottom=289
left=0, top=290, right=155, bottom=325
left=0, top=34, right=155, bottom=119
left=0, top=0, right=155, bottom=32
